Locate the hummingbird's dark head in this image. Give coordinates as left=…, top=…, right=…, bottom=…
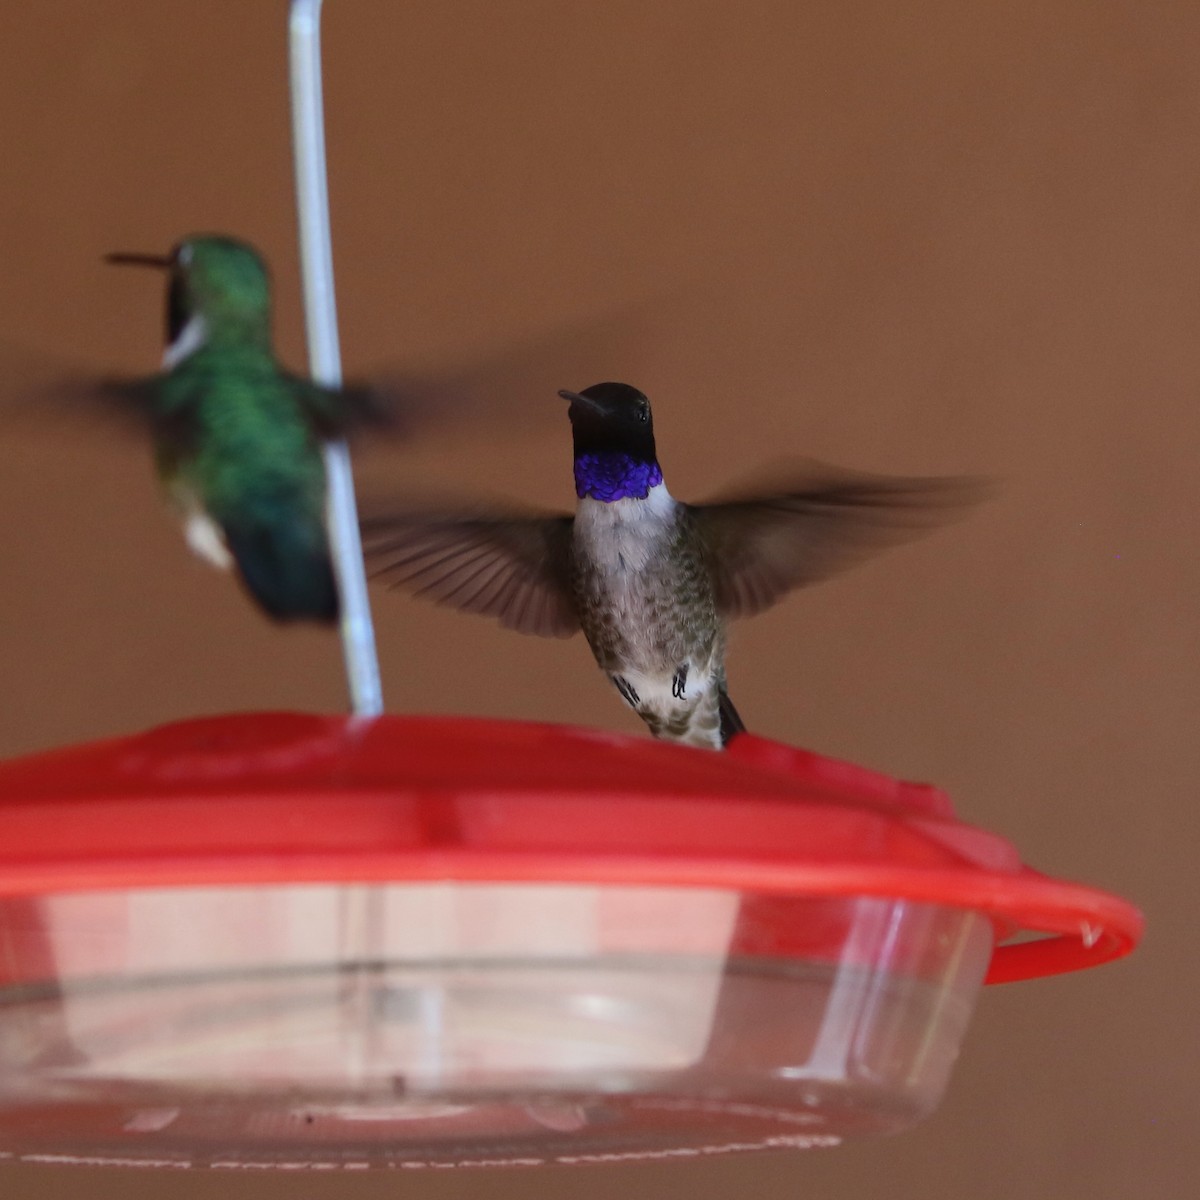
left=106, top=235, right=271, bottom=348
left=559, top=382, right=663, bottom=502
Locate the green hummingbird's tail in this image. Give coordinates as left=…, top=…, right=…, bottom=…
left=223, top=517, right=339, bottom=624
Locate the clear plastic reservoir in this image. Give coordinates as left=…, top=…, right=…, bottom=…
left=0, top=883, right=993, bottom=1168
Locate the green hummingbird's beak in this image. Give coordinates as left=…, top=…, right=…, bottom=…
left=104, top=251, right=175, bottom=269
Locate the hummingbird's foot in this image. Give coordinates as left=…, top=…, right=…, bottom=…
left=671, top=664, right=688, bottom=699
left=612, top=675, right=641, bottom=708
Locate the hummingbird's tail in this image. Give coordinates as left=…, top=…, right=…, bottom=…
left=718, top=688, right=746, bottom=747
left=223, top=519, right=339, bottom=624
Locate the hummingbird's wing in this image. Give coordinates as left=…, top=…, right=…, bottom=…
left=361, top=304, right=661, bottom=440
left=97, top=375, right=205, bottom=447
left=690, top=463, right=990, bottom=620
left=360, top=509, right=579, bottom=638
left=290, top=376, right=401, bottom=441
left=0, top=339, right=210, bottom=453
left=0, top=345, right=159, bottom=433
left=29, top=373, right=206, bottom=458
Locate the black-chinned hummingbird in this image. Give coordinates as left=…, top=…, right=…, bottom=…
left=362, top=381, right=983, bottom=749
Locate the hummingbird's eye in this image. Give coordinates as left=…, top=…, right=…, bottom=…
left=637, top=405, right=649, bottom=422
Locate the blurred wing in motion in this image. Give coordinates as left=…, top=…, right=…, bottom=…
left=3, top=294, right=660, bottom=448
left=361, top=505, right=579, bottom=638
left=691, top=462, right=992, bottom=620
left=0, top=342, right=159, bottom=433
left=365, top=303, right=660, bottom=441
left=292, top=375, right=402, bottom=442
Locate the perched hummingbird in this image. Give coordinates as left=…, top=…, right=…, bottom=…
left=361, top=381, right=983, bottom=750
left=102, top=234, right=383, bottom=623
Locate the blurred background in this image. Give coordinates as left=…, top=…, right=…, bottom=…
left=0, top=1, right=1193, bottom=1196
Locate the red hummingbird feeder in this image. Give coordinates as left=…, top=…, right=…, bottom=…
left=0, top=712, right=1141, bottom=1169
left=0, top=0, right=1141, bottom=1173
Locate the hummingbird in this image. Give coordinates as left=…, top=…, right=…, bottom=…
left=361, top=381, right=984, bottom=750
left=102, top=234, right=384, bottom=623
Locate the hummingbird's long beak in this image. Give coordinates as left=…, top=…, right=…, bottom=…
left=104, top=251, right=174, bottom=269
left=558, top=388, right=605, bottom=415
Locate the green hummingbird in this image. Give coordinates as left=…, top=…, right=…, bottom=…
left=103, top=234, right=383, bottom=623
left=361, top=382, right=985, bottom=749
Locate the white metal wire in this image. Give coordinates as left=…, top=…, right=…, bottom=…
left=288, top=0, right=384, bottom=717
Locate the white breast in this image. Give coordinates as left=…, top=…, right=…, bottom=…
left=573, top=482, right=677, bottom=572
left=573, top=483, right=724, bottom=746
left=162, top=314, right=209, bottom=369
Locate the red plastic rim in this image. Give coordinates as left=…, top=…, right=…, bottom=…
left=0, top=713, right=1142, bottom=986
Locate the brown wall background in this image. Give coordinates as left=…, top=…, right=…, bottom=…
left=0, top=2, right=1194, bottom=1197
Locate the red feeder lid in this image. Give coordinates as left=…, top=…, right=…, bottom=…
left=0, top=713, right=1141, bottom=986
